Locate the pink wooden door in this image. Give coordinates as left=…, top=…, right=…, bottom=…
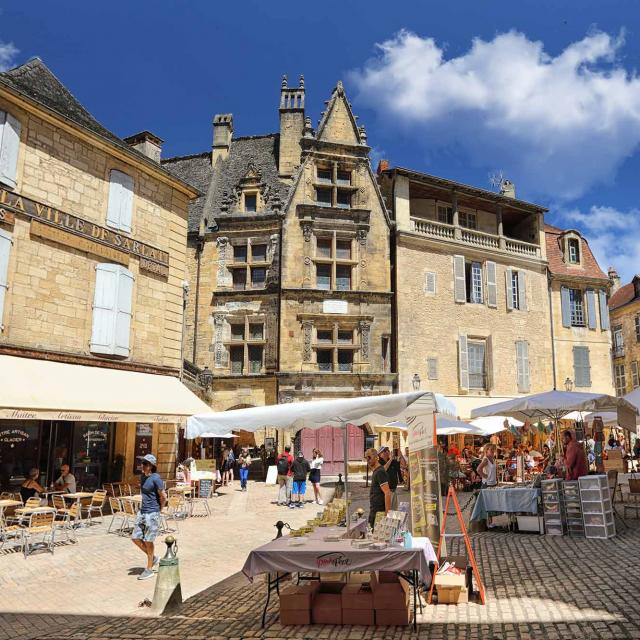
left=317, top=427, right=333, bottom=472
left=301, top=428, right=317, bottom=461
left=347, top=423, right=363, bottom=460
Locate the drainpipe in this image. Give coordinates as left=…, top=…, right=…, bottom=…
left=192, top=238, right=203, bottom=364
left=547, top=272, right=558, bottom=390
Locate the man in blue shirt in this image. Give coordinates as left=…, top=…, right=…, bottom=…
left=131, top=454, right=167, bottom=580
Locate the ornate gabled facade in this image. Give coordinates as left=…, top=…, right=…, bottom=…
left=166, top=77, right=395, bottom=465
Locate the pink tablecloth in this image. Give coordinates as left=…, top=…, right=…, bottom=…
left=242, top=535, right=436, bottom=581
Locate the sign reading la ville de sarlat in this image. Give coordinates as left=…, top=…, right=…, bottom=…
left=0, top=187, right=169, bottom=277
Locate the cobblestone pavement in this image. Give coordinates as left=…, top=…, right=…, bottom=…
left=3, top=481, right=640, bottom=640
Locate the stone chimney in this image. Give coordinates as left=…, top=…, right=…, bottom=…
left=212, top=114, right=233, bottom=165
left=500, top=178, right=516, bottom=198
left=123, top=131, right=163, bottom=163
left=278, top=74, right=305, bottom=177
left=608, top=267, right=621, bottom=293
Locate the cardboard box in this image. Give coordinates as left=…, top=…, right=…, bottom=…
left=347, top=571, right=372, bottom=584
left=280, top=609, right=311, bottom=625
left=320, top=572, right=347, bottom=582
left=375, top=608, right=412, bottom=626
left=343, top=609, right=375, bottom=625
left=341, top=583, right=374, bottom=610
left=434, top=570, right=467, bottom=588
left=279, top=583, right=319, bottom=610
left=312, top=583, right=344, bottom=625
left=438, top=585, right=468, bottom=605
left=371, top=572, right=409, bottom=610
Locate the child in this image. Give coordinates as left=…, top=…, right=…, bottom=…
left=290, top=451, right=310, bottom=508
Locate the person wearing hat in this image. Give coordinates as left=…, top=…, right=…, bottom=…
left=290, top=451, right=311, bottom=509
left=365, top=446, right=391, bottom=529
left=131, top=454, right=167, bottom=580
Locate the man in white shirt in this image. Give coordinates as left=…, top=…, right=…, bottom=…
left=55, top=464, right=77, bottom=493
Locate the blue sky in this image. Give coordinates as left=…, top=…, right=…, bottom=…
left=2, top=1, right=638, bottom=280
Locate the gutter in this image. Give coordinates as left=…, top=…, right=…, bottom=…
left=547, top=271, right=558, bottom=390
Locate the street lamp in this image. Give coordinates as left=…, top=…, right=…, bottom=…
left=199, top=366, right=214, bottom=390
left=412, top=373, right=421, bottom=391
left=565, top=377, right=574, bottom=392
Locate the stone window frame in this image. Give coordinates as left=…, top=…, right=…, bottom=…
left=614, top=362, right=626, bottom=397
left=313, top=161, right=357, bottom=209
left=242, top=191, right=259, bottom=213
left=562, top=232, right=582, bottom=266
left=612, top=324, right=624, bottom=358
left=224, top=315, right=267, bottom=375
left=312, top=322, right=359, bottom=373
left=313, top=230, right=357, bottom=291
left=227, top=237, right=271, bottom=290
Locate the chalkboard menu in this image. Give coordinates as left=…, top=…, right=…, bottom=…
left=198, top=478, right=214, bottom=498
left=133, top=423, right=153, bottom=474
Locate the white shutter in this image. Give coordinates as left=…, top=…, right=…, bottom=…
left=517, top=271, right=527, bottom=311
left=91, top=264, right=119, bottom=354
left=516, top=340, right=530, bottom=393
left=424, top=271, right=436, bottom=295
left=106, top=170, right=134, bottom=232
left=453, top=255, right=466, bottom=303
left=114, top=267, right=134, bottom=356
left=0, top=229, right=12, bottom=328
left=0, top=112, right=21, bottom=189
left=486, top=261, right=497, bottom=308
left=505, top=268, right=513, bottom=310
left=458, top=334, right=469, bottom=391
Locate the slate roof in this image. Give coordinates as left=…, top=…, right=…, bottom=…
left=0, top=58, right=197, bottom=193
left=609, top=278, right=640, bottom=311
left=544, top=224, right=608, bottom=281
left=163, top=134, right=290, bottom=233
left=161, top=152, right=213, bottom=233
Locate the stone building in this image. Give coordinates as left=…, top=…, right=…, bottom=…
left=0, top=58, right=207, bottom=491
left=608, top=271, right=640, bottom=396
left=165, top=77, right=394, bottom=471
left=545, top=225, right=614, bottom=395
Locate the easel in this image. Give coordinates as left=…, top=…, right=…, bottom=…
left=427, top=484, right=486, bottom=605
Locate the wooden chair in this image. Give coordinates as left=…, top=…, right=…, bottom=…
left=623, top=479, right=640, bottom=518
left=83, top=490, right=107, bottom=524
left=22, top=509, right=56, bottom=558
left=107, top=497, right=128, bottom=535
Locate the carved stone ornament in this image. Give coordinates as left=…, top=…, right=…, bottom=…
left=213, top=313, right=226, bottom=368
left=216, top=236, right=229, bottom=284
left=357, top=228, right=368, bottom=246
left=302, top=320, right=314, bottom=362
left=302, top=223, right=313, bottom=242
left=359, top=320, right=371, bottom=361
left=220, top=191, right=231, bottom=213
left=279, top=392, right=295, bottom=404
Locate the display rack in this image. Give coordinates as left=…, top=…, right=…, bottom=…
left=579, top=475, right=615, bottom=539
left=541, top=479, right=566, bottom=536
left=562, top=481, right=584, bottom=537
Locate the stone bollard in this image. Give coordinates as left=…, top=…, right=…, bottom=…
left=151, top=536, right=183, bottom=616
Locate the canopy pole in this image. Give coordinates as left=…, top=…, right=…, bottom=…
left=343, top=421, right=351, bottom=533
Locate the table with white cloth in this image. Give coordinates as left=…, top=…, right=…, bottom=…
left=242, top=525, right=436, bottom=630
left=471, top=487, right=541, bottom=522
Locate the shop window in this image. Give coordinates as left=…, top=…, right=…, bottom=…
left=0, top=421, right=40, bottom=489
left=106, top=169, right=134, bottom=232
left=72, top=422, right=114, bottom=490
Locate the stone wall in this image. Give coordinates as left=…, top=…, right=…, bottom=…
left=610, top=298, right=640, bottom=395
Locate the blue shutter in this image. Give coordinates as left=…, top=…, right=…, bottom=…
left=0, top=228, right=12, bottom=328
left=114, top=267, right=134, bottom=357
left=561, top=287, right=571, bottom=327
left=586, top=289, right=597, bottom=330
left=106, top=170, right=134, bottom=232
left=573, top=347, right=591, bottom=387
left=91, top=264, right=119, bottom=354
left=0, top=111, right=21, bottom=189
left=599, top=289, right=610, bottom=330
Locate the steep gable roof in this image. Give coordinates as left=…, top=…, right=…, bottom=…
left=544, top=224, right=607, bottom=281
left=315, top=81, right=364, bottom=146
left=609, top=277, right=640, bottom=311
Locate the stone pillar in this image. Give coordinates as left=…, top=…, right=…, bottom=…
left=394, top=174, right=411, bottom=231
left=497, top=205, right=506, bottom=250
left=452, top=191, right=461, bottom=239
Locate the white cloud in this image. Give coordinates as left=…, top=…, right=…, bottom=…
left=559, top=205, right=640, bottom=282
left=0, top=39, right=18, bottom=71
left=351, top=29, right=640, bottom=200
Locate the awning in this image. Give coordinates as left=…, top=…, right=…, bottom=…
left=0, top=355, right=211, bottom=423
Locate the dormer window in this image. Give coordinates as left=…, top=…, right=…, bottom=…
left=243, top=192, right=257, bottom=213
left=567, top=238, right=580, bottom=264
left=314, top=164, right=353, bottom=209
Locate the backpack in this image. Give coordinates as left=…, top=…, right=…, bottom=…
left=277, top=455, right=290, bottom=475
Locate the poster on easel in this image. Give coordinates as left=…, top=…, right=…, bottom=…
left=406, top=411, right=443, bottom=549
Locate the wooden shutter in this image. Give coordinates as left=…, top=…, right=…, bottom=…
left=599, top=289, right=610, bottom=330
left=0, top=111, right=21, bottom=189
left=505, top=268, right=513, bottom=310
left=517, top=271, right=527, bottom=311
left=586, top=289, right=597, bottom=329
left=427, top=357, right=438, bottom=380
left=114, top=266, right=134, bottom=357
left=91, top=264, right=134, bottom=356
left=573, top=346, right=591, bottom=387
left=486, top=261, right=497, bottom=308
left=516, top=340, right=530, bottom=393
left=631, top=361, right=639, bottom=389
left=560, top=287, right=571, bottom=327
left=458, top=334, right=469, bottom=391
left=453, top=255, right=466, bottom=303
left=485, top=335, right=493, bottom=390
left=424, top=271, right=436, bottom=295
left=0, top=228, right=12, bottom=328
left=106, top=170, right=134, bottom=232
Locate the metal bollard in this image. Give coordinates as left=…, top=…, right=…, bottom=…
left=151, top=536, right=183, bottom=615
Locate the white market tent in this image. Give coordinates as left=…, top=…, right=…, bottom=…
left=469, top=416, right=524, bottom=436
left=186, top=391, right=451, bottom=527
left=581, top=388, right=640, bottom=430
left=384, top=415, right=485, bottom=436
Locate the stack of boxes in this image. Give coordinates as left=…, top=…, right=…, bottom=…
left=279, top=571, right=411, bottom=626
